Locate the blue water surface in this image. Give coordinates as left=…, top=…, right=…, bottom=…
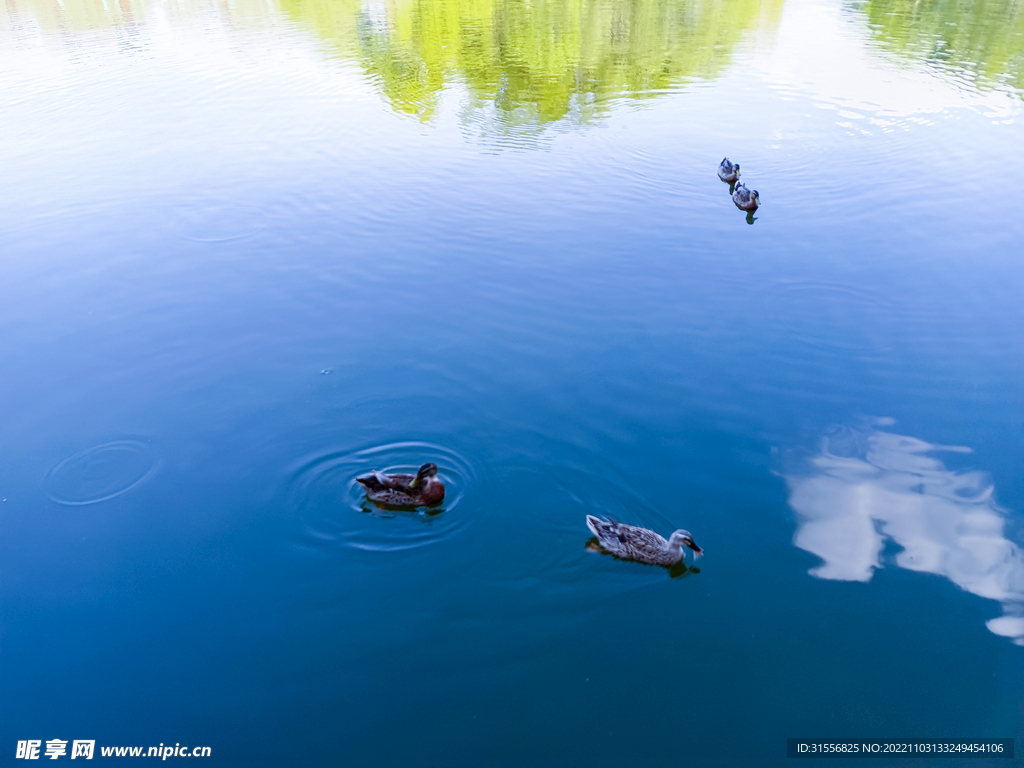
left=2, top=0, right=1024, bottom=765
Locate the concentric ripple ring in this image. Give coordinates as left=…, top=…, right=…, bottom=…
left=45, top=439, right=160, bottom=506
left=289, top=441, right=476, bottom=553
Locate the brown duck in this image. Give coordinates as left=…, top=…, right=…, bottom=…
left=356, top=462, right=445, bottom=507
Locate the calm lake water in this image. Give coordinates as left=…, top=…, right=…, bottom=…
left=2, top=0, right=1024, bottom=765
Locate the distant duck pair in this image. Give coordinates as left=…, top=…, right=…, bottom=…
left=718, top=157, right=761, bottom=211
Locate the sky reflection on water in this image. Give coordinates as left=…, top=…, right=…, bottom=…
left=787, top=421, right=1024, bottom=645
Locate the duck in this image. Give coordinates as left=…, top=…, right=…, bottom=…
left=586, top=515, right=703, bottom=567
left=718, top=157, right=741, bottom=183
left=732, top=182, right=761, bottom=211
left=356, top=462, right=445, bottom=507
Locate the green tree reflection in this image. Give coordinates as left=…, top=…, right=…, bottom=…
left=2, top=0, right=275, bottom=32
left=859, top=0, right=1024, bottom=94
left=2, top=0, right=147, bottom=30
left=281, top=0, right=782, bottom=129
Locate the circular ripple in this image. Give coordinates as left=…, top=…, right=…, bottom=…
left=176, top=204, right=266, bottom=242
left=46, top=440, right=159, bottom=506
left=290, top=441, right=475, bottom=553
left=761, top=281, right=895, bottom=355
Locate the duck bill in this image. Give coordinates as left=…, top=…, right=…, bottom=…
left=408, top=477, right=420, bottom=489
left=688, top=543, right=704, bottom=559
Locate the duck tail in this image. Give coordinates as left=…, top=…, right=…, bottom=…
left=585, top=515, right=603, bottom=537
left=355, top=471, right=385, bottom=491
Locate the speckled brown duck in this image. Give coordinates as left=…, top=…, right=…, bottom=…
left=356, top=462, right=445, bottom=507
left=586, top=515, right=703, bottom=567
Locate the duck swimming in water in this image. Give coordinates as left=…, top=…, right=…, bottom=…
left=718, top=157, right=741, bottom=183
left=732, top=182, right=761, bottom=211
left=356, top=462, right=445, bottom=507
left=586, top=515, right=703, bottom=567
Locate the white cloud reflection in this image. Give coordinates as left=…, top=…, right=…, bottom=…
left=786, top=422, right=1024, bottom=644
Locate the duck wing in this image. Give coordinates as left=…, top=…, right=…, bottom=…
left=356, top=471, right=413, bottom=492
left=616, top=525, right=669, bottom=560
left=586, top=516, right=667, bottom=560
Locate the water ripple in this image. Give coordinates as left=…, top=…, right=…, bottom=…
left=289, top=441, right=475, bottom=553
left=760, top=281, right=895, bottom=355
left=45, top=439, right=160, bottom=506
left=175, top=204, right=266, bottom=242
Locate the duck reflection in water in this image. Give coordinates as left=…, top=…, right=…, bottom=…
left=585, top=515, right=703, bottom=578
left=360, top=499, right=446, bottom=519
left=786, top=421, right=1024, bottom=645
left=356, top=462, right=445, bottom=508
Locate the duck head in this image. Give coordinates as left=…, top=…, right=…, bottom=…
left=668, top=529, right=703, bottom=559
left=750, top=190, right=760, bottom=208
left=408, top=462, right=438, bottom=489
